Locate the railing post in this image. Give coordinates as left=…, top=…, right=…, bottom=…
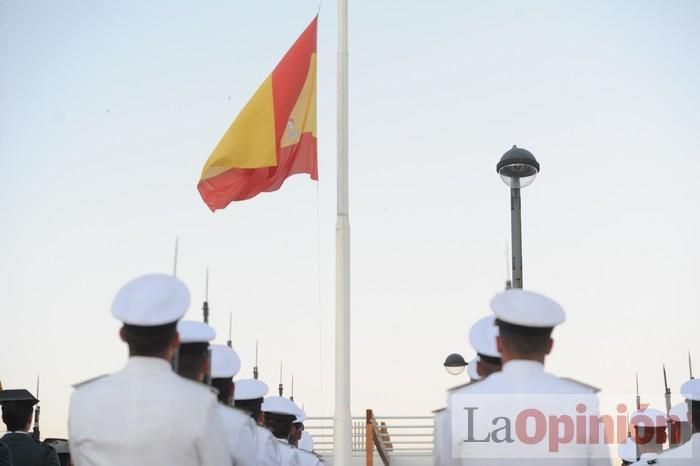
left=366, top=410, right=374, bottom=466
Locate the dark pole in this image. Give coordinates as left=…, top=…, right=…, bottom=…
left=510, top=187, right=523, bottom=289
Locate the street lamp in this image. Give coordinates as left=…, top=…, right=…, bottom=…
left=443, top=353, right=467, bottom=375
left=497, top=145, right=540, bottom=289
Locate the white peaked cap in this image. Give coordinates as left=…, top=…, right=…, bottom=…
left=235, top=379, right=269, bottom=400
left=668, top=402, right=688, bottom=422
left=617, top=437, right=637, bottom=463
left=211, top=344, right=241, bottom=378
left=262, top=396, right=304, bottom=416
left=490, top=289, right=565, bottom=328
left=299, top=431, right=314, bottom=452
left=469, top=316, right=500, bottom=358
left=295, top=408, right=307, bottom=423
left=177, top=320, right=216, bottom=343
left=467, top=356, right=481, bottom=382
left=630, top=408, right=667, bottom=428
left=681, top=378, right=700, bottom=401
left=112, top=274, right=190, bottom=326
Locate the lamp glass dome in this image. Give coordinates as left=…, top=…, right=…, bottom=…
left=496, top=146, right=539, bottom=188
left=443, top=353, right=467, bottom=376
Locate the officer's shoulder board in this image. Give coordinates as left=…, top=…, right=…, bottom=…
left=72, top=374, right=109, bottom=389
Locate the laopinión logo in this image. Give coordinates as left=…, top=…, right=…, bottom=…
left=446, top=394, right=692, bottom=459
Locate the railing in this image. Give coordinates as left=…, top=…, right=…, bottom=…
left=304, top=412, right=434, bottom=465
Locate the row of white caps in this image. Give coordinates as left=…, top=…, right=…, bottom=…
left=110, top=273, right=301, bottom=408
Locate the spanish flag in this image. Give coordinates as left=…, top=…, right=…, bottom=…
left=198, top=17, right=318, bottom=211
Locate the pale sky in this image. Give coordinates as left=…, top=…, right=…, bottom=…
left=1, top=0, right=699, bottom=439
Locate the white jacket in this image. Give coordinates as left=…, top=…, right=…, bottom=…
left=69, top=357, right=229, bottom=466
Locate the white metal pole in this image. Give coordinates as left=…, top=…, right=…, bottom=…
left=334, top=0, right=351, bottom=465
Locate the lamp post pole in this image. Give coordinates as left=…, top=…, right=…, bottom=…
left=497, top=145, right=540, bottom=290
left=510, top=187, right=523, bottom=289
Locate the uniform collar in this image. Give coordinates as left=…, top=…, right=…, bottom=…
left=125, top=356, right=172, bottom=373
left=4, top=431, right=30, bottom=435
left=502, top=360, right=545, bottom=374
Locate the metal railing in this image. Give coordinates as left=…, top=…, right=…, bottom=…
left=304, top=411, right=434, bottom=465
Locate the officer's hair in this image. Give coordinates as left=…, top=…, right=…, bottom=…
left=1, top=402, right=33, bottom=431
left=235, top=398, right=263, bottom=421
left=177, top=344, right=209, bottom=380
left=211, top=378, right=233, bottom=404
left=496, top=320, right=552, bottom=356
left=122, top=323, right=177, bottom=356
left=264, top=412, right=296, bottom=439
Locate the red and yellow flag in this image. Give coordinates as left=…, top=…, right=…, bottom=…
left=198, top=17, right=318, bottom=211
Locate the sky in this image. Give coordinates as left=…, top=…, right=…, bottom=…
left=1, top=0, right=699, bottom=439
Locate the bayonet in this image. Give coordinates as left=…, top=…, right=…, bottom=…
left=663, top=365, right=673, bottom=448
left=291, top=375, right=295, bottom=401
left=278, top=362, right=283, bottom=396
left=226, top=312, right=232, bottom=348
left=202, top=267, right=209, bottom=323
left=636, top=373, right=641, bottom=410
left=663, top=365, right=672, bottom=415
left=253, top=340, right=259, bottom=379
left=172, top=236, right=179, bottom=277
left=690, top=352, right=694, bottom=380
left=32, top=375, right=40, bottom=441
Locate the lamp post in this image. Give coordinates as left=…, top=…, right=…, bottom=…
left=496, top=146, right=540, bottom=289
left=443, top=353, right=467, bottom=375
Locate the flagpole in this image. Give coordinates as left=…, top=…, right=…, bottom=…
left=334, top=0, right=351, bottom=465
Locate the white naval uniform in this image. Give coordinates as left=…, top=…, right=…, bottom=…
left=446, top=360, right=611, bottom=466
left=277, top=438, right=300, bottom=466
left=298, top=448, right=322, bottom=466
left=69, top=357, right=229, bottom=466
left=218, top=404, right=258, bottom=466
left=635, top=433, right=699, bottom=465
left=256, top=425, right=282, bottom=466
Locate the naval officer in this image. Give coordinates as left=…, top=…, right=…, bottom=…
left=447, top=289, right=611, bottom=466
left=210, top=343, right=258, bottom=466
left=175, top=320, right=217, bottom=383
left=0, top=389, right=58, bottom=466
left=234, top=378, right=282, bottom=466
left=637, top=378, right=700, bottom=465
left=617, top=437, right=638, bottom=465
left=263, top=396, right=302, bottom=466
left=68, top=273, right=229, bottom=466
left=668, top=401, right=692, bottom=446
left=436, top=315, right=502, bottom=466
left=627, top=407, right=667, bottom=465
left=291, top=409, right=321, bottom=466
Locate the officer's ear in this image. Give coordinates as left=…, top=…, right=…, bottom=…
left=496, top=336, right=504, bottom=353
left=545, top=338, right=554, bottom=355
left=119, top=326, right=128, bottom=342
